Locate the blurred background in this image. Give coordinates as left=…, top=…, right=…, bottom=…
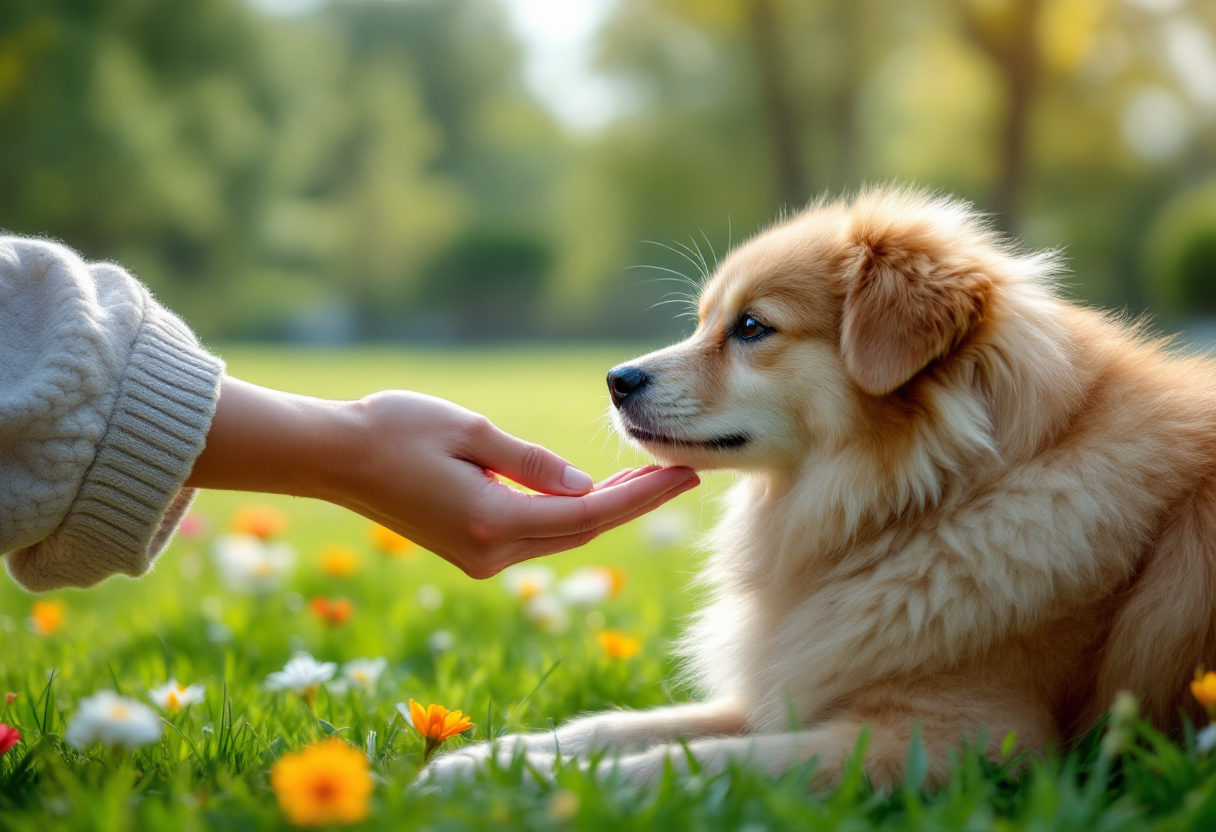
left=1, top=0, right=1214, bottom=344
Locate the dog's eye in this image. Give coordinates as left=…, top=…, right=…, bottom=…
left=734, top=314, right=773, bottom=342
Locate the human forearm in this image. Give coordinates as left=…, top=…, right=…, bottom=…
left=184, top=377, right=700, bottom=578
left=183, top=376, right=356, bottom=500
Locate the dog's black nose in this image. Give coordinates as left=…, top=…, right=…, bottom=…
left=607, top=365, right=651, bottom=407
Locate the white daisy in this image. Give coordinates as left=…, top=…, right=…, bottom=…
left=502, top=564, right=555, bottom=600
left=524, top=594, right=569, bottom=634
left=212, top=535, right=295, bottom=593
left=148, top=680, right=205, bottom=714
left=640, top=505, right=695, bottom=548
left=65, top=691, right=162, bottom=750
left=428, top=629, right=456, bottom=653
left=1198, top=724, right=1216, bottom=754
left=416, top=584, right=443, bottom=610
left=265, top=653, right=337, bottom=695
left=341, top=658, right=387, bottom=692
left=557, top=568, right=615, bottom=607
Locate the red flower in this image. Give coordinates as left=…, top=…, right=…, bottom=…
left=0, top=724, right=20, bottom=756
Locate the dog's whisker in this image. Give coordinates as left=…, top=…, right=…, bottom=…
left=700, top=228, right=719, bottom=271
left=644, top=240, right=709, bottom=282
left=628, top=265, right=703, bottom=294
left=687, top=234, right=711, bottom=279
left=671, top=238, right=711, bottom=282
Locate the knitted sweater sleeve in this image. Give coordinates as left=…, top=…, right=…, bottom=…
left=0, top=237, right=224, bottom=592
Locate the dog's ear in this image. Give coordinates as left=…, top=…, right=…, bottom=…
left=840, top=231, right=990, bottom=396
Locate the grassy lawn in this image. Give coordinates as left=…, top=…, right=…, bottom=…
left=3, top=346, right=1216, bottom=830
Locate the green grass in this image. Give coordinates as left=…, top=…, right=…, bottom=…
left=3, top=346, right=1216, bottom=831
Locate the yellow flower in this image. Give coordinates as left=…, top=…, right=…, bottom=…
left=319, top=546, right=360, bottom=577
left=270, top=738, right=373, bottom=827
left=404, top=699, right=473, bottom=760
left=604, top=567, right=627, bottom=597
left=550, top=789, right=580, bottom=820
left=232, top=505, right=289, bottom=541
left=369, top=523, right=416, bottom=557
left=597, top=630, right=641, bottom=660
left=30, top=600, right=65, bottom=636
left=1193, top=671, right=1216, bottom=710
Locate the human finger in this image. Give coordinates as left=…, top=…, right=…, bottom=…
left=511, top=467, right=698, bottom=538
left=593, top=465, right=662, bottom=491
left=505, top=475, right=700, bottom=561
left=467, top=420, right=594, bottom=496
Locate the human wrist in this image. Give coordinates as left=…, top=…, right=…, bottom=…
left=301, top=396, right=372, bottom=506
left=186, top=377, right=363, bottom=501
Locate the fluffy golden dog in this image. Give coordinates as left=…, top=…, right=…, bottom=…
left=427, top=186, right=1216, bottom=788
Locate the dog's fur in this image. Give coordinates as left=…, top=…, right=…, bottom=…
left=428, top=186, right=1216, bottom=789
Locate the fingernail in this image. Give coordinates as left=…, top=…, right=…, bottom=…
left=562, top=465, right=594, bottom=491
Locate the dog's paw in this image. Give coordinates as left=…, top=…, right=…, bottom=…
left=415, top=741, right=563, bottom=790
left=413, top=747, right=485, bottom=790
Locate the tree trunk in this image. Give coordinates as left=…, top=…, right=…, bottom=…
left=961, top=0, right=1041, bottom=232
left=830, top=0, right=865, bottom=188
left=745, top=0, right=809, bottom=209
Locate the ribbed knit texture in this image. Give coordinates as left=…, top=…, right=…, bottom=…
left=1, top=237, right=223, bottom=592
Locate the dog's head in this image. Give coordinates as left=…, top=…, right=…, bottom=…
left=610, top=187, right=1020, bottom=472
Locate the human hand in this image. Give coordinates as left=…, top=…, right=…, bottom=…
left=186, top=379, right=699, bottom=578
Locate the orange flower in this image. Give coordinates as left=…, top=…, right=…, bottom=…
left=309, top=597, right=354, bottom=626
left=4, top=692, right=17, bottom=706
left=369, top=523, right=415, bottom=557
left=232, top=505, right=289, bottom=541
left=405, top=699, right=473, bottom=760
left=597, top=630, right=641, bottom=660
left=318, top=546, right=359, bottom=578
left=30, top=600, right=65, bottom=636
left=1193, top=671, right=1216, bottom=711
left=603, top=567, right=627, bottom=597
left=270, top=738, right=373, bottom=827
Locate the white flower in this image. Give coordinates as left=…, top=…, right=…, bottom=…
left=502, top=564, right=555, bottom=600
left=265, top=653, right=337, bottom=694
left=416, top=584, right=443, bottom=610
left=342, top=658, right=387, bottom=692
left=1198, top=724, right=1216, bottom=754
left=640, top=505, right=695, bottom=548
left=148, top=680, right=205, bottom=714
left=557, top=568, right=615, bottom=607
left=524, top=594, right=569, bottom=634
left=428, top=629, right=456, bottom=653
left=206, top=622, right=233, bottom=644
left=65, top=691, right=162, bottom=750
left=212, top=535, right=295, bottom=593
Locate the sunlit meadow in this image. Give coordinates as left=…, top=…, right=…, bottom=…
left=6, top=347, right=1216, bottom=831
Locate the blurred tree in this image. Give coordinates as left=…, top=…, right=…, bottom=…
left=1142, top=179, right=1216, bottom=316
left=419, top=228, right=553, bottom=340
left=744, top=0, right=808, bottom=207
left=956, top=0, right=1043, bottom=229
left=0, top=0, right=276, bottom=310
left=0, top=0, right=556, bottom=339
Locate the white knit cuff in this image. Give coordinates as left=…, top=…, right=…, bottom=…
left=6, top=299, right=223, bottom=591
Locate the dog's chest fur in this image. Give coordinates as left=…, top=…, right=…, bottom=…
left=679, top=364, right=1216, bottom=736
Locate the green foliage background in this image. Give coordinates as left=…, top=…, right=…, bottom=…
left=1, top=0, right=1215, bottom=341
